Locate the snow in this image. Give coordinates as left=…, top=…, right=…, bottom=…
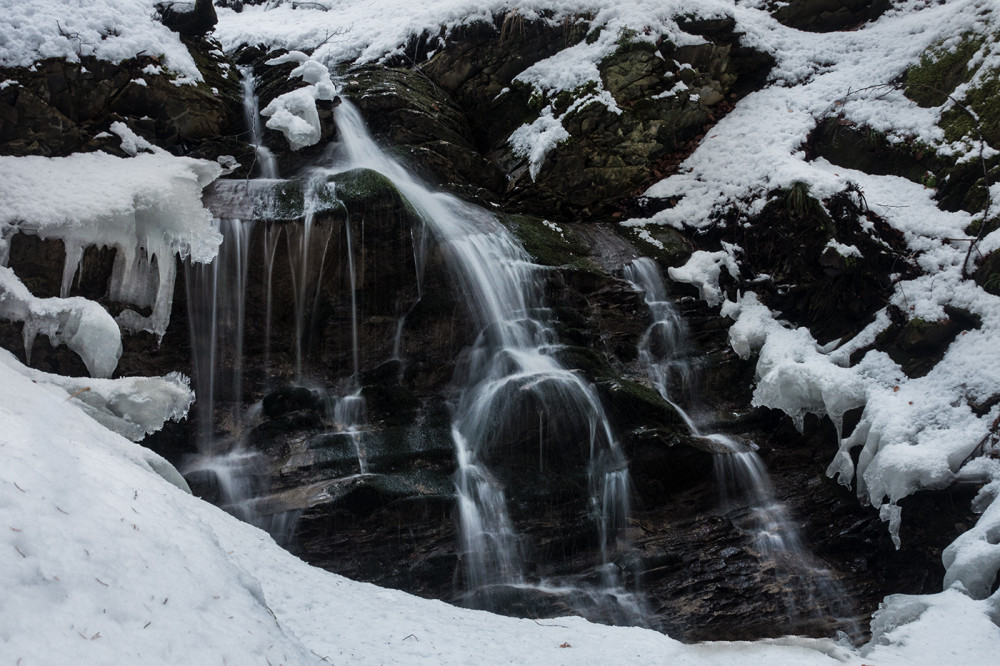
left=260, top=51, right=338, bottom=151
left=667, top=248, right=739, bottom=306
left=2, top=331, right=987, bottom=665
left=0, top=0, right=202, bottom=83
left=0, top=152, right=222, bottom=338
left=509, top=107, right=570, bottom=180
left=0, top=266, right=122, bottom=378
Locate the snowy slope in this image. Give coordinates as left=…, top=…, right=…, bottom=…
left=0, top=0, right=203, bottom=82
left=4, top=340, right=999, bottom=665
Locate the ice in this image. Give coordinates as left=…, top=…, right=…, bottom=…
left=668, top=249, right=739, bottom=307
left=722, top=293, right=867, bottom=436
left=261, top=51, right=337, bottom=150
left=943, top=480, right=1000, bottom=599
left=0, top=152, right=223, bottom=338
left=0, top=346, right=193, bottom=442
left=0, top=266, right=122, bottom=378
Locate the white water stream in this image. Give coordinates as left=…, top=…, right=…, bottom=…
left=322, top=100, right=642, bottom=619
left=624, top=257, right=856, bottom=633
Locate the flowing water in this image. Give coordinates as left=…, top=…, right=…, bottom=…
left=320, top=100, right=644, bottom=621
left=239, top=66, right=279, bottom=179
left=623, top=257, right=856, bottom=634
left=190, top=74, right=644, bottom=622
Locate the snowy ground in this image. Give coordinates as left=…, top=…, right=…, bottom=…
left=3, top=344, right=998, bottom=665
left=2, top=0, right=1000, bottom=663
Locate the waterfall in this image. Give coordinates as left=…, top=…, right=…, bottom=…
left=184, top=217, right=301, bottom=542
left=624, top=257, right=856, bottom=634
left=239, top=66, right=279, bottom=179
left=325, top=100, right=642, bottom=620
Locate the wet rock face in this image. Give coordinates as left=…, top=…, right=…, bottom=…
left=1, top=28, right=975, bottom=645
left=0, top=40, right=245, bottom=163
left=345, top=13, right=773, bottom=218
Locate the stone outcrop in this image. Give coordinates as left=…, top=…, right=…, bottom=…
left=0, top=38, right=245, bottom=164
left=773, top=0, right=890, bottom=33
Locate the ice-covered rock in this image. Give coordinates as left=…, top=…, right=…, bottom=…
left=0, top=152, right=222, bottom=339
left=0, top=348, right=194, bottom=443
left=261, top=51, right=338, bottom=151
left=0, top=266, right=122, bottom=378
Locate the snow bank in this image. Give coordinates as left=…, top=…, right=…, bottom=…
left=0, top=152, right=222, bottom=338
left=5, top=319, right=989, bottom=666
left=861, top=588, right=1000, bottom=664
left=0, top=0, right=202, bottom=82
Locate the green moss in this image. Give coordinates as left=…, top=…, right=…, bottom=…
left=905, top=34, right=983, bottom=107
left=619, top=226, right=692, bottom=267
left=941, top=66, right=1000, bottom=148
left=554, top=345, right=614, bottom=381
left=328, top=167, right=419, bottom=221
left=504, top=214, right=592, bottom=269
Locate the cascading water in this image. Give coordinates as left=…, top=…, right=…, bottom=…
left=623, top=257, right=856, bottom=634
left=322, top=100, right=643, bottom=622
left=239, top=66, right=279, bottom=179
left=184, top=217, right=291, bottom=538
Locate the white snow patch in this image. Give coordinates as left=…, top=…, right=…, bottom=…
left=261, top=51, right=338, bottom=151
left=509, top=107, right=570, bottom=180
left=667, top=248, right=738, bottom=306
left=0, top=0, right=202, bottom=82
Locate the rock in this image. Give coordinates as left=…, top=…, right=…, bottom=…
left=0, top=39, right=243, bottom=160
left=155, top=0, right=218, bottom=37
left=732, top=182, right=916, bottom=343
left=773, top=0, right=890, bottom=33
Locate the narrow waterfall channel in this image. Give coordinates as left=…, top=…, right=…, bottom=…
left=623, top=257, right=858, bottom=635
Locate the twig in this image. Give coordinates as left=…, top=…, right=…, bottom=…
left=64, top=387, right=91, bottom=402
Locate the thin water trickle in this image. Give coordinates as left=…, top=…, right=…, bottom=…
left=624, top=257, right=856, bottom=634
left=239, top=66, right=279, bottom=179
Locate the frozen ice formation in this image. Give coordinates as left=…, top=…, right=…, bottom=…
left=0, top=152, right=222, bottom=341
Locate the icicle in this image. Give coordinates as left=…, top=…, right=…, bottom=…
left=60, top=241, right=84, bottom=298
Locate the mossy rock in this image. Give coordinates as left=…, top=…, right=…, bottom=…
left=595, top=378, right=685, bottom=432
left=504, top=214, right=594, bottom=269
left=871, top=306, right=982, bottom=378
left=330, top=168, right=404, bottom=205
left=941, top=66, right=1000, bottom=148
left=905, top=34, right=984, bottom=108
left=974, top=250, right=1000, bottom=296
left=808, top=118, right=944, bottom=185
